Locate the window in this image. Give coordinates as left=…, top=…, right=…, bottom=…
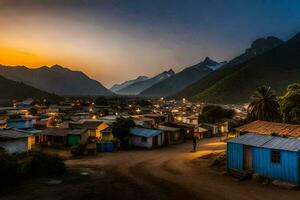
left=271, top=150, right=281, bottom=163
left=141, top=137, right=147, bottom=142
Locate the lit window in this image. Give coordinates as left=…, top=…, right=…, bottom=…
left=271, top=151, right=281, bottom=163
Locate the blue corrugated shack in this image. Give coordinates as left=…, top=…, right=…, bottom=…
left=227, top=133, right=300, bottom=186
left=129, top=127, right=163, bottom=149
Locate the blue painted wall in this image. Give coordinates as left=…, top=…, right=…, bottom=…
left=227, top=142, right=300, bottom=185
left=253, top=147, right=299, bottom=185
left=227, top=142, right=243, bottom=171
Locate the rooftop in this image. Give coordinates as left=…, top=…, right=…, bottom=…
left=130, top=127, right=161, bottom=138
left=0, top=128, right=32, bottom=139
left=236, top=120, right=300, bottom=138
left=229, top=133, right=300, bottom=152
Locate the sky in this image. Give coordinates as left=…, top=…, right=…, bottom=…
left=0, top=0, right=300, bottom=87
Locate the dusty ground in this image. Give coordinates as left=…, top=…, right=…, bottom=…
left=2, top=138, right=300, bottom=200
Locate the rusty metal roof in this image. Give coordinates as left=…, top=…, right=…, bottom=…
left=236, top=120, right=300, bottom=138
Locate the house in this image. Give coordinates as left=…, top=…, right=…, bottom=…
left=161, top=122, right=195, bottom=140
left=227, top=133, right=300, bottom=186
left=40, top=128, right=70, bottom=147
left=69, top=120, right=109, bottom=139
left=14, top=98, right=33, bottom=108
left=198, top=123, right=219, bottom=138
left=158, top=125, right=182, bottom=145
left=235, top=120, right=300, bottom=138
left=7, top=118, right=34, bottom=130
left=129, top=127, right=163, bottom=149
left=194, top=127, right=209, bottom=139
left=0, top=120, right=7, bottom=129
left=82, top=120, right=109, bottom=138
left=67, top=128, right=89, bottom=146
left=0, top=128, right=36, bottom=153
left=131, top=115, right=155, bottom=128
left=182, top=116, right=198, bottom=126
left=142, top=114, right=167, bottom=127
left=41, top=128, right=89, bottom=147
left=33, top=118, right=51, bottom=130
left=100, top=126, right=114, bottom=141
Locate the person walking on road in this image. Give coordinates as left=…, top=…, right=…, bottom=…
left=192, top=136, right=197, bottom=152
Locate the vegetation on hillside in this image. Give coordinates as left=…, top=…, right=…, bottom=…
left=174, top=34, right=300, bottom=104
left=246, top=83, right=300, bottom=124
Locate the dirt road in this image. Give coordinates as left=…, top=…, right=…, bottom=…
left=2, top=138, right=300, bottom=200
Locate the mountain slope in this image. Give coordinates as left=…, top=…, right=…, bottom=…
left=174, top=36, right=284, bottom=100
left=190, top=33, right=300, bottom=103
left=111, top=76, right=149, bottom=93
left=0, top=75, right=62, bottom=103
left=140, top=57, right=218, bottom=97
left=0, top=65, right=113, bottom=96
left=117, top=69, right=175, bottom=95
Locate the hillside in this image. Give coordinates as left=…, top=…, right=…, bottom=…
left=117, top=69, right=175, bottom=95
left=0, top=75, right=62, bottom=104
left=184, top=33, right=300, bottom=103
left=110, top=76, right=149, bottom=93
left=0, top=65, right=114, bottom=96
left=174, top=36, right=284, bottom=102
left=139, top=57, right=218, bottom=97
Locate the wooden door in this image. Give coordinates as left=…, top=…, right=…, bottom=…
left=243, top=146, right=253, bottom=171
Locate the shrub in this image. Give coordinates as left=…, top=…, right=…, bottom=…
left=70, top=144, right=86, bottom=157
left=25, top=151, right=66, bottom=176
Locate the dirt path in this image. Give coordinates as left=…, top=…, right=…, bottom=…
left=2, top=138, right=300, bottom=200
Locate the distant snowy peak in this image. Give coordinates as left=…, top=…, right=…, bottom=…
left=207, top=61, right=227, bottom=70
left=110, top=75, right=149, bottom=92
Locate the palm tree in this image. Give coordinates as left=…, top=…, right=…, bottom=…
left=247, top=86, right=280, bottom=121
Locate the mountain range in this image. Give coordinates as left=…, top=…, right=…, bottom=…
left=0, top=65, right=113, bottom=96
left=110, top=76, right=149, bottom=93
left=139, top=57, right=221, bottom=97
left=0, top=75, right=62, bottom=104
left=174, top=35, right=300, bottom=103
left=116, top=69, right=175, bottom=95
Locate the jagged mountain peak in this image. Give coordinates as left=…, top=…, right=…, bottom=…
left=202, top=57, right=218, bottom=66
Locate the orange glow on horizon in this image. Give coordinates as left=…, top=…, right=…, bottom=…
left=0, top=47, right=48, bottom=67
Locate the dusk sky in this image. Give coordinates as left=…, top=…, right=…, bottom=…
left=1, top=0, right=300, bottom=87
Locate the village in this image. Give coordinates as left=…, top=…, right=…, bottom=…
left=1, top=92, right=300, bottom=200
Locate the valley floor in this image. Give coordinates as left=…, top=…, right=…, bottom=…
left=2, top=138, right=300, bottom=200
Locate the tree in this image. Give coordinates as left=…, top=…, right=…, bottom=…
left=198, top=105, right=235, bottom=123
left=247, top=86, right=280, bottom=121
left=112, top=117, right=135, bottom=146
left=279, top=83, right=300, bottom=123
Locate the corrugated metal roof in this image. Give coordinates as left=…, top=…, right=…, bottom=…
left=229, top=133, right=300, bottom=152
left=0, top=128, right=31, bottom=139
left=130, top=127, right=161, bottom=138
left=228, top=133, right=273, bottom=147
left=236, top=120, right=300, bottom=137
left=158, top=125, right=180, bottom=132
left=262, top=137, right=300, bottom=152
left=68, top=129, right=87, bottom=135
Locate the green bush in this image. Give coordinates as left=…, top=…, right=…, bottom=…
left=70, top=144, right=86, bottom=157
left=25, top=151, right=66, bottom=176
